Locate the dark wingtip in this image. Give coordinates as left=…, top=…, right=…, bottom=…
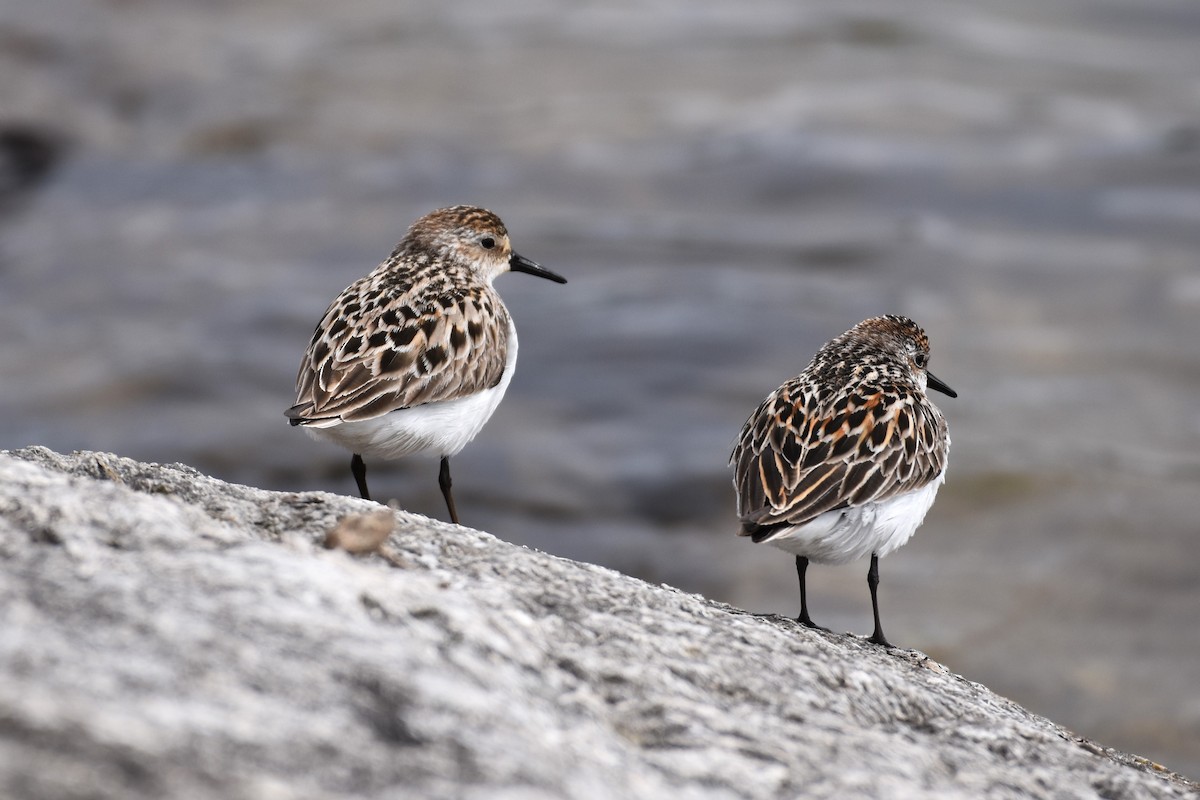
left=749, top=527, right=776, bottom=544
left=739, top=520, right=778, bottom=543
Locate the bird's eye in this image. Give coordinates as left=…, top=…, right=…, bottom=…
left=914, top=353, right=928, bottom=368
left=480, top=236, right=496, bottom=250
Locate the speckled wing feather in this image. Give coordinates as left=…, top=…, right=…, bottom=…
left=286, top=276, right=510, bottom=424
left=732, top=376, right=948, bottom=539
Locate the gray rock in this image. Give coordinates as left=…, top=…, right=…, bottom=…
left=0, top=447, right=1195, bottom=800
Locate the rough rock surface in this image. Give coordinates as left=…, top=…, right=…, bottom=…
left=0, top=447, right=1195, bottom=800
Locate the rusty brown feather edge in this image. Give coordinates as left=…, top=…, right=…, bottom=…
left=731, top=376, right=948, bottom=543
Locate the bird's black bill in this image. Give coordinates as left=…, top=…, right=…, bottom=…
left=927, top=371, right=957, bottom=398
left=509, top=252, right=567, bottom=284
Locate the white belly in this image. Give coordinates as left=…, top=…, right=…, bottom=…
left=304, top=323, right=518, bottom=460
left=761, top=474, right=945, bottom=564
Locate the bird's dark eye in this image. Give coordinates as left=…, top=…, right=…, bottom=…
left=914, top=353, right=928, bottom=368
left=480, top=236, right=496, bottom=250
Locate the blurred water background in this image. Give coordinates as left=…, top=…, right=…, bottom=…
left=2, top=0, right=1199, bottom=779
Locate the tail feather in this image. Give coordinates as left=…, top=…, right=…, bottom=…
left=738, top=519, right=782, bottom=544
left=284, top=403, right=340, bottom=428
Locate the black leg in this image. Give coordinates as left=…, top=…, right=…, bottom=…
left=438, top=456, right=460, bottom=525
left=867, top=553, right=893, bottom=648
left=350, top=453, right=371, bottom=501
left=795, top=556, right=828, bottom=631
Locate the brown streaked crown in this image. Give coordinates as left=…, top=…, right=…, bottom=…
left=388, top=205, right=517, bottom=284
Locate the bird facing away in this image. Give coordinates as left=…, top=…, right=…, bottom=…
left=286, top=205, right=566, bottom=523
left=730, top=315, right=956, bottom=647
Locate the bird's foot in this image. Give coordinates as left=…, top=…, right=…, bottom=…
left=867, top=630, right=895, bottom=648
left=797, top=613, right=831, bottom=633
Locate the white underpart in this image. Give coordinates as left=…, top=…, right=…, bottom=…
left=761, top=466, right=947, bottom=564
left=303, top=319, right=517, bottom=460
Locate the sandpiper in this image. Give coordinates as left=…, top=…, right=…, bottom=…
left=286, top=205, right=566, bottom=523
left=731, top=315, right=956, bottom=647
